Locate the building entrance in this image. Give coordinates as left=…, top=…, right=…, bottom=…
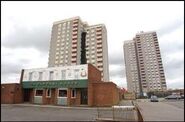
left=80, top=88, right=88, bottom=105
left=23, top=89, right=31, bottom=102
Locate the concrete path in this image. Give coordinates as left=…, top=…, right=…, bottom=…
left=136, top=101, right=184, bottom=121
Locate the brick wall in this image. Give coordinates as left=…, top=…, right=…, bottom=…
left=1, top=83, right=23, bottom=104
left=91, top=82, right=120, bottom=106
left=87, top=64, right=102, bottom=106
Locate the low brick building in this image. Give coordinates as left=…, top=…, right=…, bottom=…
left=1, top=83, right=23, bottom=104
left=2, top=64, right=119, bottom=106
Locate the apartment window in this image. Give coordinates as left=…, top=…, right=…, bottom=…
left=91, top=34, right=95, bottom=36
left=58, top=24, right=61, bottom=27
left=29, top=72, right=33, bottom=81
left=71, top=89, right=76, bottom=98
left=38, top=72, right=43, bottom=80
left=63, top=23, right=66, bottom=26
left=46, top=89, right=51, bottom=97
left=58, top=28, right=61, bottom=31
left=35, top=89, right=43, bottom=97
left=58, top=90, right=67, bottom=97
left=49, top=71, right=54, bottom=80
left=61, top=70, right=66, bottom=80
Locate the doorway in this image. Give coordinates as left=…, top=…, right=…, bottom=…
left=80, top=88, right=88, bottom=105
left=23, top=89, right=31, bottom=102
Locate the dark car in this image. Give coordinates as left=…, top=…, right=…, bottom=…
left=165, top=95, right=181, bottom=100
left=150, top=95, right=159, bottom=102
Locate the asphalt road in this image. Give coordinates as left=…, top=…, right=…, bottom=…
left=1, top=104, right=98, bottom=121
left=136, top=99, right=184, bottom=121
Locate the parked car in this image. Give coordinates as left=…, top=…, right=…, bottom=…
left=165, top=94, right=181, bottom=100
left=180, top=95, right=184, bottom=99
left=150, top=95, right=159, bottom=102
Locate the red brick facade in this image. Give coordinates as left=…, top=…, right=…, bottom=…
left=91, top=82, right=120, bottom=106
left=1, top=83, right=23, bottom=104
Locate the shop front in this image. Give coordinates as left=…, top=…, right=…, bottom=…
left=22, top=79, right=88, bottom=106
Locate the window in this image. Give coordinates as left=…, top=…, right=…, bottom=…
left=49, top=71, right=54, bottom=80
left=38, top=72, right=43, bottom=80
left=29, top=72, right=33, bottom=80
left=46, top=89, right=51, bottom=97
left=61, top=70, right=66, bottom=80
left=58, top=90, right=67, bottom=97
left=35, top=89, right=43, bottom=97
left=71, top=89, right=76, bottom=98
left=74, top=69, right=79, bottom=79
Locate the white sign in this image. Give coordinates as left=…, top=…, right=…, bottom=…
left=22, top=64, right=88, bottom=82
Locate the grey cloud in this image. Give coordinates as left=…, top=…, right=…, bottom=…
left=167, top=79, right=184, bottom=89
left=163, top=57, right=184, bottom=80
left=157, top=19, right=184, bottom=37
left=110, top=66, right=125, bottom=78
left=1, top=61, right=23, bottom=76
left=2, top=24, right=51, bottom=53
left=109, top=52, right=124, bottom=65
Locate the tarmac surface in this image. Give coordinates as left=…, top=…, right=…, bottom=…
left=1, top=104, right=98, bottom=121
left=1, top=101, right=137, bottom=121
left=136, top=99, right=184, bottom=121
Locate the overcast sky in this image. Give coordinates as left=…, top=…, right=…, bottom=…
left=1, top=1, right=184, bottom=89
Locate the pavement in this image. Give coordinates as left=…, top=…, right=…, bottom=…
left=136, top=99, right=184, bottom=121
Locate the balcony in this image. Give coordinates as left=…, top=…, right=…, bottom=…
left=73, top=21, right=78, bottom=25
left=71, top=58, right=77, bottom=61
left=96, top=32, right=102, bottom=35
left=97, top=58, right=103, bottom=61
left=96, top=30, right=102, bottom=33
left=97, top=36, right=102, bottom=39
left=73, top=23, right=78, bottom=27
left=73, top=34, right=78, bottom=37
left=73, top=19, right=78, bottom=22
left=72, top=35, right=78, bottom=38
left=97, top=53, right=103, bottom=57
left=72, top=42, right=77, bottom=45
left=72, top=43, right=77, bottom=47
left=72, top=31, right=78, bottom=34
left=71, top=55, right=77, bottom=59
left=97, top=51, right=103, bottom=54
left=97, top=49, right=103, bottom=52
left=96, top=28, right=102, bottom=31
left=72, top=48, right=77, bottom=52
left=71, top=53, right=77, bottom=57
left=72, top=28, right=78, bottom=31
left=98, top=65, right=103, bottom=69
left=97, top=63, right=103, bottom=66
left=97, top=42, right=102, bottom=45
left=72, top=38, right=77, bottom=42
left=97, top=45, right=102, bottom=48
left=73, top=25, right=78, bottom=29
